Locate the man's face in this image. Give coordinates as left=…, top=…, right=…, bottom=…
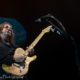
left=2, top=24, right=12, bottom=35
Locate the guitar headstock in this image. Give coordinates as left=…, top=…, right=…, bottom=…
left=42, top=25, right=52, bottom=33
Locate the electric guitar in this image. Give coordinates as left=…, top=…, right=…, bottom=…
left=2, top=25, right=52, bottom=76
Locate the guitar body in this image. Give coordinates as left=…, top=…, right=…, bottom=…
left=13, top=48, right=27, bottom=62
left=2, top=55, right=37, bottom=76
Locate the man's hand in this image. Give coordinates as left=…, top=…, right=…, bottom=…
left=28, top=48, right=35, bottom=57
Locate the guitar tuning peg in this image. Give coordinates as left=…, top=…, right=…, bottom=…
left=51, top=27, right=55, bottom=32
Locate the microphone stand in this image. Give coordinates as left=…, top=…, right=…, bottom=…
left=49, top=19, right=80, bottom=75
left=35, top=14, right=80, bottom=75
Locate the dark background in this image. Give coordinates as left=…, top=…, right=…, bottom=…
left=0, top=0, right=80, bottom=79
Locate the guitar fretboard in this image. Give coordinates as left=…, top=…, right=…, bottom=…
left=26, top=31, right=45, bottom=52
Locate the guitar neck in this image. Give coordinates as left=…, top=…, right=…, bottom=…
left=27, top=31, right=45, bottom=51
left=25, top=25, right=52, bottom=53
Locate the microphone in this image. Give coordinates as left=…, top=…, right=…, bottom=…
left=35, top=14, right=51, bottom=22
left=35, top=18, right=42, bottom=22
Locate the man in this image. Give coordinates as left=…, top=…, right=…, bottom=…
left=0, top=22, right=18, bottom=77
left=0, top=22, right=36, bottom=77
left=0, top=22, right=17, bottom=63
